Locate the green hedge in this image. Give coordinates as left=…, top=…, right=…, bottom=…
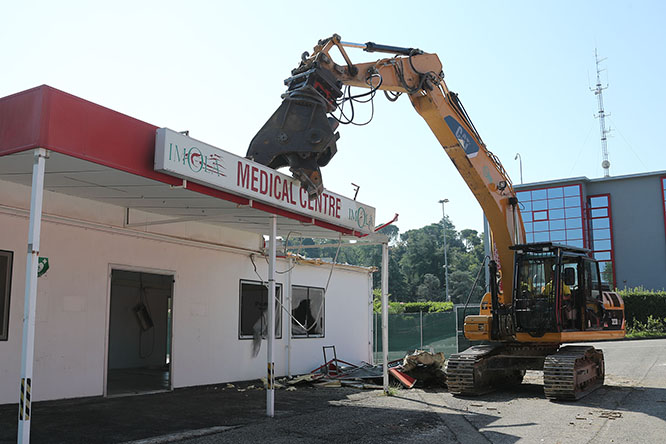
left=372, top=300, right=454, bottom=314
left=401, top=301, right=454, bottom=313
left=372, top=288, right=666, bottom=321
left=618, top=288, right=666, bottom=325
left=372, top=290, right=454, bottom=314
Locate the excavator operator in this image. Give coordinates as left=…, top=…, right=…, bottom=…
left=541, top=264, right=579, bottom=329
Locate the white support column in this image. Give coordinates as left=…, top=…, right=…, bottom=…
left=286, top=257, right=292, bottom=378
left=367, top=274, right=373, bottom=364
left=266, top=215, right=277, bottom=417
left=381, top=242, right=389, bottom=393
left=18, top=148, right=48, bottom=444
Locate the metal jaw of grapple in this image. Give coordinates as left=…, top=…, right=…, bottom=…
left=247, top=65, right=342, bottom=200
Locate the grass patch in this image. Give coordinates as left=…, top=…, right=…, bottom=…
left=625, top=331, right=666, bottom=340
left=382, top=384, right=401, bottom=397
left=626, top=315, right=666, bottom=339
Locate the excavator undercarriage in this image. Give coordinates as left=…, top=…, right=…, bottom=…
left=445, top=343, right=605, bottom=400
left=449, top=243, right=621, bottom=401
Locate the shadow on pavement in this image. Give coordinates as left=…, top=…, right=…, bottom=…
left=0, top=382, right=522, bottom=444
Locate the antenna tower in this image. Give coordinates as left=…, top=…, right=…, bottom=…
left=592, top=48, right=611, bottom=177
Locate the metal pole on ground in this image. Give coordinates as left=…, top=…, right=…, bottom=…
left=18, top=148, right=48, bottom=444
left=420, top=310, right=423, bottom=350
left=266, top=215, right=277, bottom=417
left=438, top=199, right=450, bottom=302
left=368, top=275, right=373, bottom=364
left=381, top=242, right=389, bottom=392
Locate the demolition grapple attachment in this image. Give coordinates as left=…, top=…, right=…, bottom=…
left=247, top=64, right=343, bottom=200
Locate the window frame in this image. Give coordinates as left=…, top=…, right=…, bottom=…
left=661, top=176, right=666, bottom=242
left=238, top=279, right=283, bottom=340
left=0, top=250, right=14, bottom=341
left=588, top=193, right=616, bottom=288
left=291, top=285, right=325, bottom=338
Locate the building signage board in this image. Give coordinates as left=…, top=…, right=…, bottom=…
left=154, top=128, right=376, bottom=234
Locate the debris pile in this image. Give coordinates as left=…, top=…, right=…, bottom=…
left=308, top=348, right=447, bottom=390
left=396, top=350, right=447, bottom=388
left=225, top=347, right=447, bottom=393
left=309, top=358, right=385, bottom=389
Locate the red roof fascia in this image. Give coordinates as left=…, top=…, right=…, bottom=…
left=0, top=85, right=47, bottom=155
left=0, top=85, right=180, bottom=186
left=0, top=85, right=358, bottom=237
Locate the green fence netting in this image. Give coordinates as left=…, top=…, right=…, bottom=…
left=373, top=311, right=458, bottom=363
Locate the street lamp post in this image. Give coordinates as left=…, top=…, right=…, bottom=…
left=438, top=199, right=450, bottom=302
left=514, top=153, right=523, bottom=184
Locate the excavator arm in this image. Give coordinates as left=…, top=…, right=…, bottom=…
left=247, top=35, right=525, bottom=303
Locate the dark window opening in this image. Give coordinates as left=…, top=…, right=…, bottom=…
left=292, top=286, right=324, bottom=337
left=239, top=281, right=282, bottom=339
left=0, top=250, right=13, bottom=341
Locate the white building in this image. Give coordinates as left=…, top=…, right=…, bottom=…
left=0, top=86, right=378, bottom=406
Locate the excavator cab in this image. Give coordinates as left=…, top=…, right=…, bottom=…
left=511, top=242, right=623, bottom=336
left=512, top=243, right=586, bottom=336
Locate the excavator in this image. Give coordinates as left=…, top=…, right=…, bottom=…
left=246, top=35, right=626, bottom=400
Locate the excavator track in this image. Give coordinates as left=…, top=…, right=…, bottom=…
left=543, top=346, right=605, bottom=401
left=445, top=345, right=500, bottom=395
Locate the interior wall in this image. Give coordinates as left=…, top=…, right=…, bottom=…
left=108, top=271, right=171, bottom=370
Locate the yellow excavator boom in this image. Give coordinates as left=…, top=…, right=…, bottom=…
left=247, top=34, right=525, bottom=301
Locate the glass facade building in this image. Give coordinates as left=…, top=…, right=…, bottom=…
left=504, top=170, right=666, bottom=291
left=516, top=184, right=585, bottom=248
left=515, top=184, right=616, bottom=286
left=662, top=176, right=666, bottom=239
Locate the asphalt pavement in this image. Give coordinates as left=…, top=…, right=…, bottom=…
left=1, top=339, right=664, bottom=444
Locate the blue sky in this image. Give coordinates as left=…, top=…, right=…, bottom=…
left=3, top=1, right=665, bottom=235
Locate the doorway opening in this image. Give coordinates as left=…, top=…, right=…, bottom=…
left=107, top=269, right=173, bottom=396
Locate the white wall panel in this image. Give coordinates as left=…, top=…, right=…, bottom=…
left=0, top=181, right=372, bottom=404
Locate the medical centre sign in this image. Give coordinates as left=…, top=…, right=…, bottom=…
left=154, top=128, right=376, bottom=234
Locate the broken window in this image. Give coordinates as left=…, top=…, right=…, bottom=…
left=238, top=280, right=282, bottom=339
left=291, top=286, right=324, bottom=338
left=0, top=250, right=13, bottom=341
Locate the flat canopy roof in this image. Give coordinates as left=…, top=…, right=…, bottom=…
left=0, top=86, right=376, bottom=239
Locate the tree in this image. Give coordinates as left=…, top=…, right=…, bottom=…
left=416, top=274, right=442, bottom=301
left=378, top=224, right=400, bottom=243
left=286, top=220, right=488, bottom=304
left=448, top=270, right=485, bottom=304
left=399, top=223, right=447, bottom=300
